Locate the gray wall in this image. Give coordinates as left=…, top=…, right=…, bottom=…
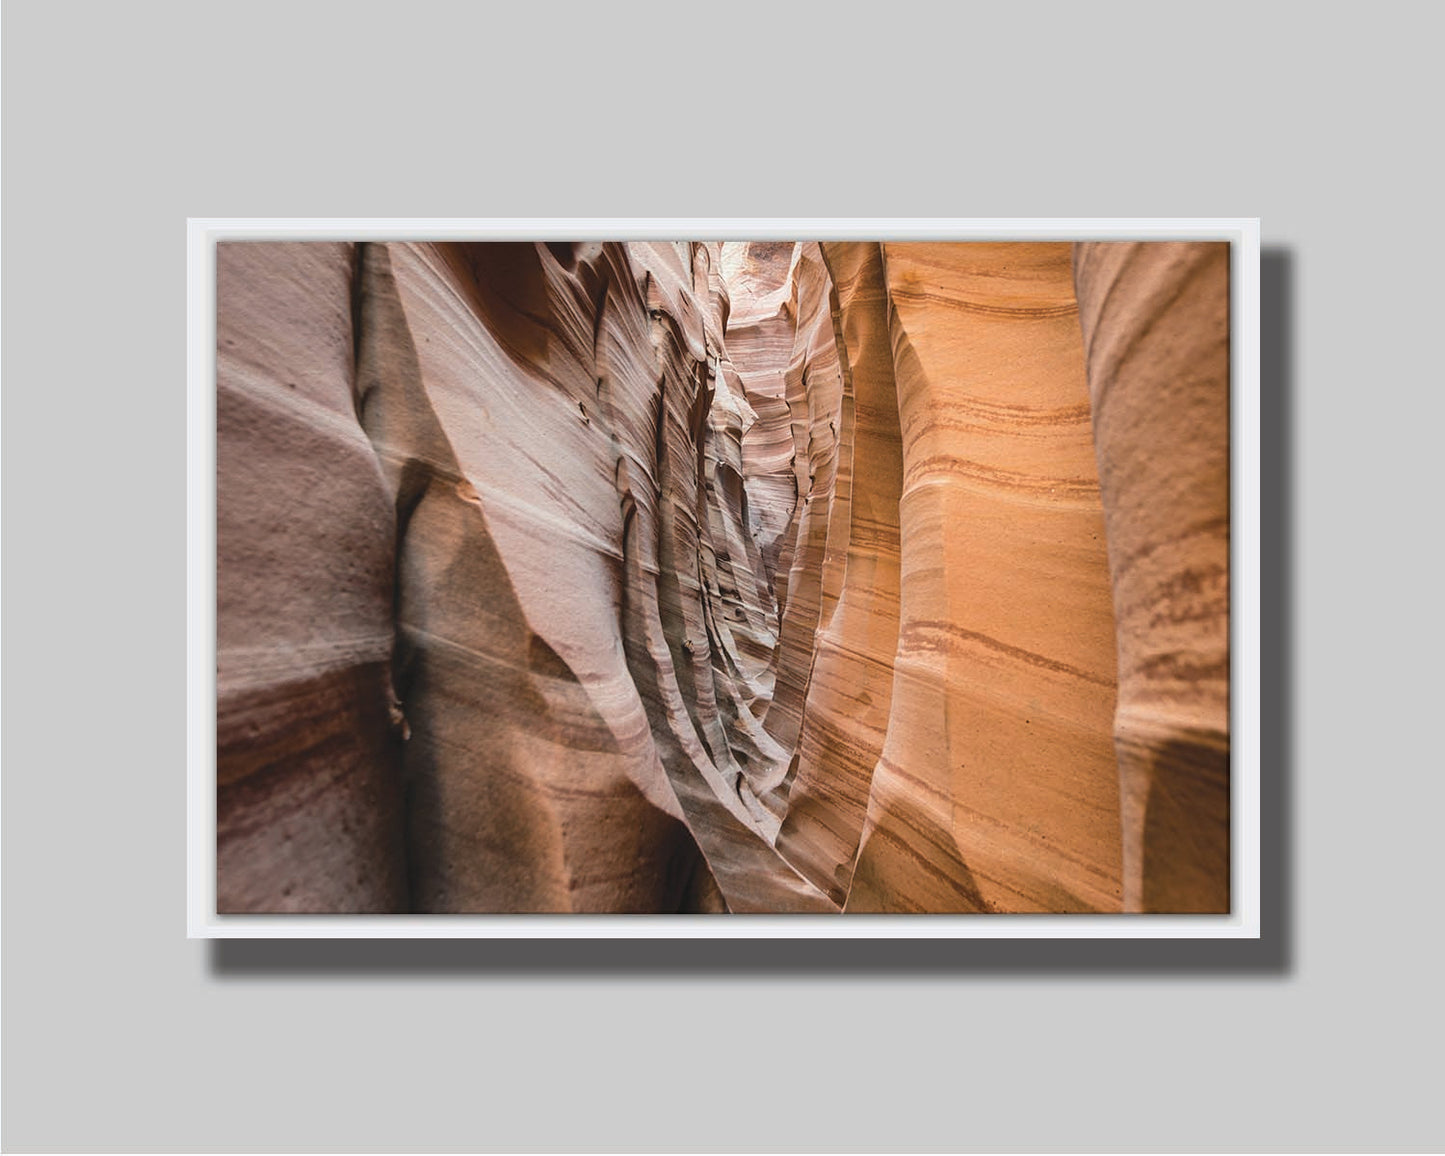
left=4, top=2, right=1439, bottom=1150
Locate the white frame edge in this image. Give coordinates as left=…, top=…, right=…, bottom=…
left=187, top=218, right=1262, bottom=940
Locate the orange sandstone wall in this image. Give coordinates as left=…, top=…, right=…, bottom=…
left=774, top=242, right=903, bottom=903
left=839, top=243, right=1123, bottom=913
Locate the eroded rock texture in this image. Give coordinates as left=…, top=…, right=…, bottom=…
left=216, top=238, right=1230, bottom=914
left=773, top=242, right=902, bottom=905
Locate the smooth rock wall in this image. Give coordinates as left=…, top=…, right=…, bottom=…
left=215, top=242, right=407, bottom=913
left=1073, top=241, right=1231, bottom=913
left=842, top=243, right=1123, bottom=913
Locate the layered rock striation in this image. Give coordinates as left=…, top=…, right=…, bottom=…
left=838, top=243, right=1123, bottom=913
left=215, top=238, right=1231, bottom=913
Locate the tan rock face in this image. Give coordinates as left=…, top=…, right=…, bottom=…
left=1073, top=241, right=1231, bottom=913
left=773, top=242, right=902, bottom=904
left=215, top=237, right=1230, bottom=914
left=842, top=243, right=1122, bottom=913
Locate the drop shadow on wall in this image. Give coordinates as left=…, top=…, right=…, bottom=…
left=208, top=249, right=1295, bottom=980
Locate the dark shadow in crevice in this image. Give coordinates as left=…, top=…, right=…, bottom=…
left=207, top=246, right=1294, bottom=978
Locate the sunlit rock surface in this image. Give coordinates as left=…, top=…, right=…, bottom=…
left=842, top=243, right=1123, bottom=913
left=215, top=238, right=1230, bottom=914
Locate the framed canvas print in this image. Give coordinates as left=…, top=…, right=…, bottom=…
left=187, top=219, right=1259, bottom=938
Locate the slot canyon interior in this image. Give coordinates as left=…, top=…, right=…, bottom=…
left=215, top=238, right=1230, bottom=915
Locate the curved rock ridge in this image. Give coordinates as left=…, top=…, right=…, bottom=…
left=772, top=242, right=902, bottom=904
left=214, top=238, right=1231, bottom=914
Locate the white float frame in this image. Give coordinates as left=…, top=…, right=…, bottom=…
left=188, top=218, right=1261, bottom=939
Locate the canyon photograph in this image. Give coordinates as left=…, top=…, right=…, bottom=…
left=214, top=237, right=1231, bottom=917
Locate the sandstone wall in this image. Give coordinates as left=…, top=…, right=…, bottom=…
left=216, top=242, right=407, bottom=912
left=838, top=243, right=1123, bottom=913
left=1073, top=241, right=1231, bottom=913
left=215, top=238, right=1230, bottom=914
left=773, top=242, right=903, bottom=903
left=217, top=239, right=835, bottom=912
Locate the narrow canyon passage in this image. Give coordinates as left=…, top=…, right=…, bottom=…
left=215, top=238, right=1230, bottom=914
